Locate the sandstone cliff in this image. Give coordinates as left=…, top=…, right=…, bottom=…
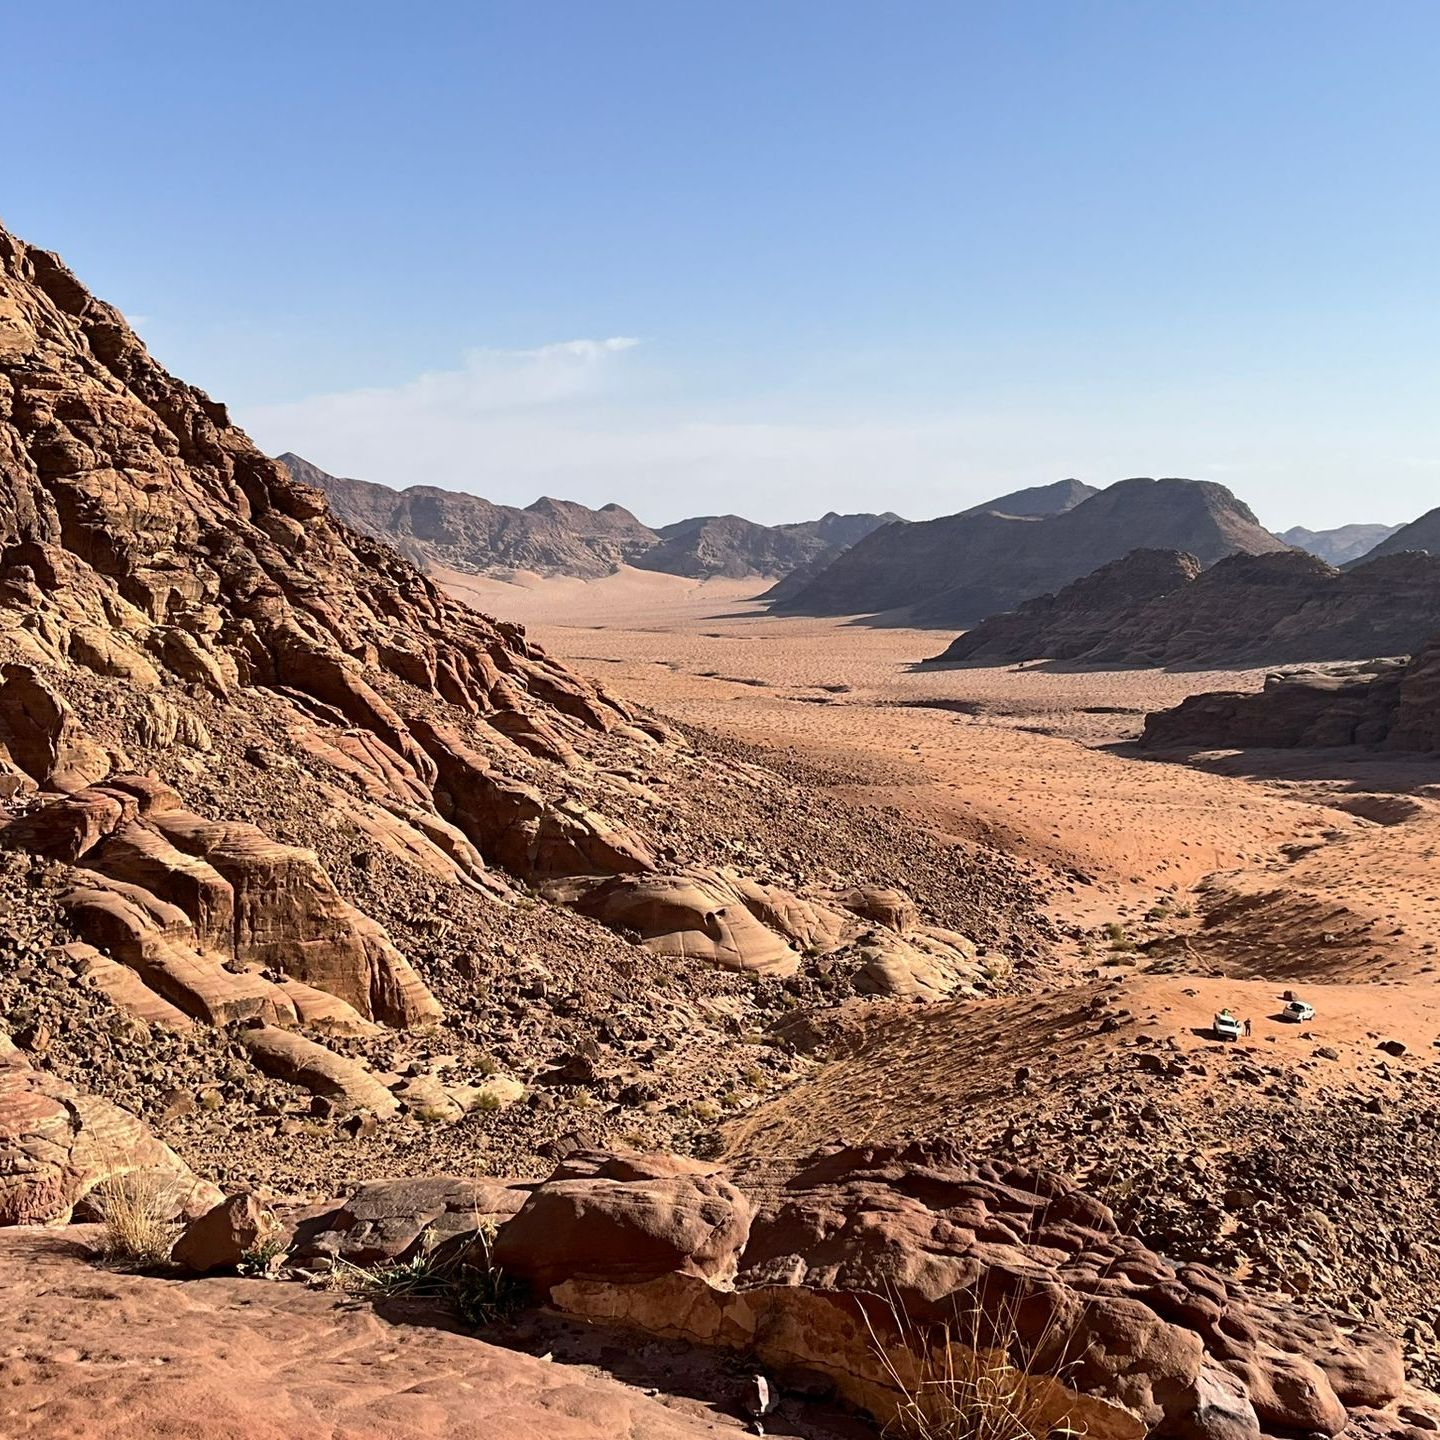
left=1141, top=639, right=1440, bottom=753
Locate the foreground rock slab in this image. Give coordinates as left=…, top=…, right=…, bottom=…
left=0, top=1226, right=736, bottom=1439
left=299, top=1143, right=1432, bottom=1440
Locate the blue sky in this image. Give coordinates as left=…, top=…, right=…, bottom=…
left=5, top=1, right=1439, bottom=527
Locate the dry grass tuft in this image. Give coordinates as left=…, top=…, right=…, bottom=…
left=866, top=1292, right=1087, bottom=1440
left=91, top=1172, right=179, bottom=1270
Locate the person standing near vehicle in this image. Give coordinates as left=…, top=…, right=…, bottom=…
left=1243, top=1018, right=1252, bottom=1037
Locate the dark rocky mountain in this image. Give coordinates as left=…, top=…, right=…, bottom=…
left=763, top=481, right=1095, bottom=603
left=930, top=547, right=1440, bottom=667
left=1350, top=504, right=1440, bottom=566
left=278, top=454, right=659, bottom=578
left=286, top=453, right=896, bottom=585
left=1141, top=637, right=1440, bottom=753
left=776, top=476, right=1288, bottom=625
left=1282, top=523, right=1399, bottom=566
left=636, top=509, right=899, bottom=583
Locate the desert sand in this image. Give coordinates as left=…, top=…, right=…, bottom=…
left=441, top=564, right=1440, bottom=1117
left=437, top=564, right=1440, bottom=938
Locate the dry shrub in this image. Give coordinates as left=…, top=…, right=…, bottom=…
left=866, top=1290, right=1087, bottom=1440
left=91, top=1171, right=180, bottom=1270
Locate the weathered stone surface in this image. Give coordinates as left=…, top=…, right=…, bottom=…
left=487, top=1144, right=1407, bottom=1440
left=150, top=808, right=440, bottom=1027
left=293, top=1174, right=530, bottom=1266
left=238, top=1025, right=400, bottom=1118
left=1142, top=639, right=1440, bottom=754
left=0, top=1045, right=217, bottom=1226
left=0, top=664, right=110, bottom=791
left=552, top=871, right=800, bottom=975
left=494, top=1150, right=752, bottom=1293
left=62, top=870, right=296, bottom=1026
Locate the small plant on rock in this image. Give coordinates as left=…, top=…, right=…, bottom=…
left=238, top=1234, right=289, bottom=1277
left=327, top=1222, right=525, bottom=1329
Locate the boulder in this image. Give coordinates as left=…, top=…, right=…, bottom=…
left=518, top=1143, right=1404, bottom=1440
left=493, top=1151, right=752, bottom=1294
left=551, top=871, right=799, bottom=976
left=0, top=664, right=110, bottom=791
left=292, top=1175, right=531, bottom=1266
left=172, top=1192, right=281, bottom=1274
left=238, top=1025, right=400, bottom=1119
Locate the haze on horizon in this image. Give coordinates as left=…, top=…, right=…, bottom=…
left=5, top=0, right=1438, bottom=531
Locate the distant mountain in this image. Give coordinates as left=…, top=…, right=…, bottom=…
left=1349, top=506, right=1440, bottom=566
left=636, top=510, right=899, bottom=583
left=1282, top=523, right=1399, bottom=566
left=278, top=454, right=658, bottom=579
left=961, top=477, right=1100, bottom=519
left=929, top=547, right=1440, bottom=667
left=776, top=477, right=1287, bottom=626
left=283, top=454, right=897, bottom=585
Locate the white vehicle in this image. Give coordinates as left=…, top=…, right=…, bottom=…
left=1213, top=1011, right=1242, bottom=1042
left=1282, top=999, right=1315, bottom=1023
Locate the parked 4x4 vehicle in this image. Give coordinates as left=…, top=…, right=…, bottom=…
left=1213, top=1011, right=1242, bottom=1042
left=1282, top=999, right=1315, bottom=1022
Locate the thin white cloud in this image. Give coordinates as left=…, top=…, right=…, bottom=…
left=236, top=340, right=1435, bottom=530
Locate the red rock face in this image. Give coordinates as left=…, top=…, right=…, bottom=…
left=1141, top=642, right=1440, bottom=754
left=0, top=1037, right=218, bottom=1225
left=298, top=1142, right=1420, bottom=1440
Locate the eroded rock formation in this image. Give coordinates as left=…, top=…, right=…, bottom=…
left=1141, top=639, right=1440, bottom=753
left=931, top=549, right=1440, bottom=667
left=0, top=222, right=1009, bottom=1143
left=0, top=1034, right=217, bottom=1225
left=297, top=1142, right=1420, bottom=1440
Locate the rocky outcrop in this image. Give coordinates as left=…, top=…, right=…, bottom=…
left=544, top=869, right=992, bottom=995
left=931, top=548, right=1201, bottom=663
left=1141, top=640, right=1440, bottom=753
left=298, top=1143, right=1416, bottom=1440
left=930, top=549, right=1440, bottom=667
left=1, top=772, right=437, bottom=1030
left=0, top=1039, right=218, bottom=1225
left=293, top=1174, right=531, bottom=1267
left=493, top=1151, right=751, bottom=1293
left=238, top=1025, right=400, bottom=1119
left=172, top=1191, right=281, bottom=1273
left=778, top=477, right=1287, bottom=625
